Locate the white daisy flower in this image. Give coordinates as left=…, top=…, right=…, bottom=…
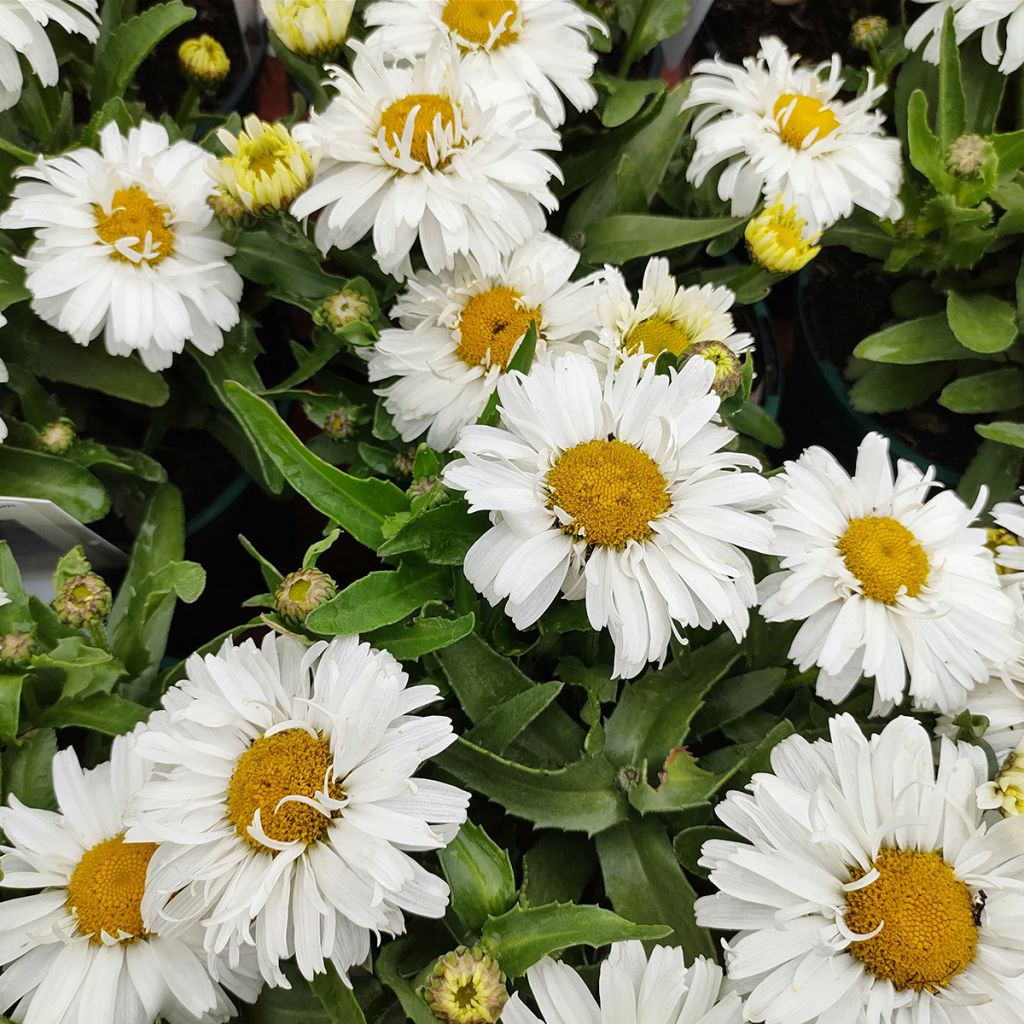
left=905, top=0, right=966, bottom=62
left=0, top=121, right=243, bottom=372
left=684, top=36, right=903, bottom=230
left=697, top=713, right=1024, bottom=1024
left=367, top=232, right=600, bottom=451
left=758, top=432, right=1021, bottom=715
left=442, top=351, right=774, bottom=679
left=363, top=0, right=604, bottom=127
left=593, top=257, right=753, bottom=366
left=937, top=674, right=1024, bottom=761
left=991, top=495, right=1024, bottom=579
left=956, top=1, right=1024, bottom=73
left=501, top=941, right=742, bottom=1024
left=0, top=0, right=98, bottom=112
left=290, top=42, right=560, bottom=280
left=0, top=734, right=260, bottom=1024
left=127, top=633, right=469, bottom=987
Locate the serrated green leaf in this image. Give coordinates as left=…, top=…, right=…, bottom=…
left=438, top=822, right=516, bottom=932
left=947, top=292, right=1019, bottom=353
left=853, top=314, right=976, bottom=364
left=691, top=668, right=787, bottom=736
left=627, top=747, right=718, bottom=814
left=581, top=214, right=745, bottom=265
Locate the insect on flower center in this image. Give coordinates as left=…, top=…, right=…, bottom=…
left=66, top=833, right=157, bottom=943
left=773, top=93, right=840, bottom=148
left=94, top=186, right=175, bottom=266
left=379, top=93, right=458, bottom=167
left=456, top=286, right=539, bottom=369
left=442, top=0, right=519, bottom=48
left=226, top=728, right=342, bottom=853
left=837, top=516, right=929, bottom=604
left=625, top=315, right=691, bottom=357
left=547, top=439, right=671, bottom=548
left=845, top=848, right=978, bottom=992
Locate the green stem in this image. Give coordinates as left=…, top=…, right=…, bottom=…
left=0, top=136, right=38, bottom=163
left=175, top=83, right=201, bottom=131
left=86, top=620, right=110, bottom=653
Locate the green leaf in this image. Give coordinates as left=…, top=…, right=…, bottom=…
left=37, top=694, right=151, bottom=735
left=939, top=368, right=1024, bottom=413
left=619, top=0, right=691, bottom=71
left=242, top=964, right=332, bottom=1024
left=938, top=8, right=966, bottom=150
left=377, top=502, right=486, bottom=565
left=224, top=382, right=409, bottom=549
left=375, top=942, right=438, bottom=1024
left=521, top=834, right=597, bottom=908
left=907, top=90, right=953, bottom=191
left=0, top=543, right=32, bottom=632
left=239, top=535, right=284, bottom=591
left=853, top=314, right=977, bottom=364
left=962, top=41, right=1007, bottom=135
left=232, top=225, right=340, bottom=303
left=691, top=668, right=787, bottom=736
left=596, top=817, right=714, bottom=956
left=581, top=214, right=745, bottom=265
left=601, top=78, right=664, bottom=128
left=726, top=403, right=784, bottom=447
left=438, top=822, right=516, bottom=932
left=436, top=739, right=626, bottom=834
left=0, top=448, right=109, bottom=522
left=465, top=681, right=565, bottom=756
left=3, top=729, right=57, bottom=809
left=365, top=613, right=475, bottom=661
left=627, top=747, right=718, bottom=814
left=0, top=674, right=23, bottom=744
left=992, top=129, right=1024, bottom=181
left=306, top=564, right=449, bottom=635
left=481, top=903, right=669, bottom=978
left=849, top=363, right=951, bottom=413
left=976, top=421, right=1024, bottom=450
left=309, top=966, right=367, bottom=1024
left=947, top=292, right=1019, bottom=353
left=958, top=439, right=1024, bottom=507
left=91, top=2, right=196, bottom=108
left=672, top=824, right=733, bottom=879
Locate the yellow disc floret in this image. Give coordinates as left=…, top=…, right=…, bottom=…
left=745, top=199, right=822, bottom=274
left=625, top=315, right=691, bottom=358
left=94, top=187, right=175, bottom=266
left=66, top=833, right=157, bottom=943
left=837, top=516, right=929, bottom=604
left=227, top=728, right=342, bottom=852
left=774, top=93, right=840, bottom=149
left=455, top=286, right=539, bottom=368
left=379, top=94, right=458, bottom=167
left=442, top=0, right=519, bottom=48
left=845, top=848, right=978, bottom=992
left=547, top=439, right=671, bottom=548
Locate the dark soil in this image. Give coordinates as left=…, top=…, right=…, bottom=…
left=706, top=0, right=903, bottom=64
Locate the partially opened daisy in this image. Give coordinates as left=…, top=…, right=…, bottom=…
left=443, top=352, right=773, bottom=679
left=991, top=494, right=1024, bottom=579
left=363, top=0, right=604, bottom=127
left=0, top=121, right=243, bottom=372
left=127, top=633, right=469, bottom=987
left=0, top=0, right=99, bottom=112
left=697, top=714, right=1024, bottom=1024
left=367, top=232, right=600, bottom=450
left=594, top=258, right=753, bottom=368
left=0, top=734, right=260, bottom=1024
left=502, top=941, right=742, bottom=1024
left=759, top=432, right=1020, bottom=714
left=684, top=36, right=903, bottom=229
left=291, top=42, right=560, bottom=280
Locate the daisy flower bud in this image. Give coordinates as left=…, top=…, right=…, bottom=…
left=425, top=946, right=508, bottom=1024
left=323, top=407, right=353, bottom=441
left=745, top=198, right=822, bottom=274
left=315, top=288, right=371, bottom=334
left=946, top=134, right=991, bottom=177
left=260, top=0, right=354, bottom=59
left=38, top=417, right=76, bottom=455
left=177, top=34, right=231, bottom=89
left=0, top=631, right=33, bottom=666
left=208, top=186, right=250, bottom=228
left=54, top=573, right=112, bottom=627
left=274, top=567, right=336, bottom=623
left=682, top=340, right=743, bottom=398
left=978, top=737, right=1024, bottom=816
left=851, top=15, right=889, bottom=50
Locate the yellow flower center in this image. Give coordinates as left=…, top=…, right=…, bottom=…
left=379, top=93, right=458, bottom=167
left=845, top=849, right=978, bottom=992
left=442, top=0, right=519, bottom=48
left=773, top=93, right=840, bottom=148
left=455, top=286, right=539, bottom=369
left=625, top=315, right=691, bottom=358
left=547, top=439, right=671, bottom=548
left=66, top=833, right=157, bottom=943
left=837, top=516, right=929, bottom=604
left=94, top=186, right=175, bottom=266
left=226, top=728, right=342, bottom=853
left=987, top=527, right=1020, bottom=575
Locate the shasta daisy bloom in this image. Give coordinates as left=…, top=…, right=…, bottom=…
left=594, top=258, right=753, bottom=367
left=905, top=0, right=965, bottom=62
left=443, top=352, right=773, bottom=679
left=290, top=43, right=560, bottom=280
left=955, top=1, right=1024, bottom=72
left=502, top=942, right=742, bottom=1024
left=0, top=0, right=98, bottom=112
left=209, top=115, right=315, bottom=214
left=696, top=713, right=1024, bottom=1024
left=127, top=633, right=469, bottom=987
left=260, top=0, right=354, bottom=58
left=367, top=233, right=601, bottom=450
left=758, top=432, right=1021, bottom=715
left=684, top=36, right=903, bottom=230
left=0, top=121, right=243, bottom=372
left=744, top=198, right=821, bottom=275
left=363, top=0, right=604, bottom=127
left=0, top=735, right=260, bottom=1024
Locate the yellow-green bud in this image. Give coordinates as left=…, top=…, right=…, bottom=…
left=209, top=187, right=250, bottom=229
left=424, top=946, right=508, bottom=1024
left=978, top=738, right=1024, bottom=816
left=946, top=134, right=990, bottom=177
left=314, top=289, right=371, bottom=334
left=324, top=408, right=353, bottom=441
left=683, top=340, right=743, bottom=398
left=178, top=34, right=231, bottom=89
left=38, top=418, right=76, bottom=455
left=851, top=15, right=888, bottom=50
left=0, top=631, right=34, bottom=666
left=54, top=574, right=112, bottom=627
left=274, top=568, right=336, bottom=624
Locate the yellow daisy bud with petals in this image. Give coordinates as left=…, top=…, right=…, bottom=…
left=177, top=34, right=231, bottom=89
left=260, top=0, right=354, bottom=59
left=745, top=198, right=822, bottom=275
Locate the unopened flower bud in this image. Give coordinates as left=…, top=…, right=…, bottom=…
left=39, top=418, right=76, bottom=455
left=0, top=631, right=34, bottom=666
left=393, top=449, right=416, bottom=477
left=409, top=476, right=438, bottom=499
left=683, top=340, right=743, bottom=398
left=424, top=946, right=508, bottom=1024
left=209, top=187, right=250, bottom=228
left=978, top=738, right=1024, bottom=816
left=314, top=289, right=371, bottom=334
left=274, top=568, right=336, bottom=624
left=323, top=408, right=353, bottom=441
left=615, top=764, right=642, bottom=792
left=946, top=134, right=990, bottom=177
left=851, top=15, right=888, bottom=50
left=54, top=574, right=112, bottom=627
left=178, top=35, right=231, bottom=89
